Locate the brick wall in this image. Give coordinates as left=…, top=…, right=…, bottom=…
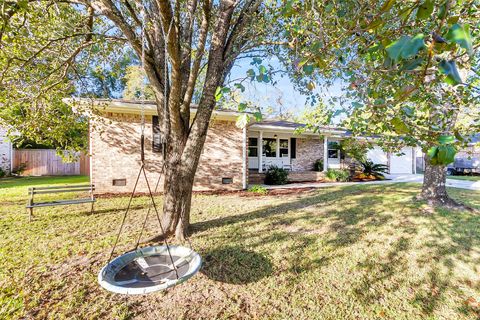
left=0, top=127, right=12, bottom=174
left=291, top=137, right=324, bottom=171
left=89, top=112, right=244, bottom=193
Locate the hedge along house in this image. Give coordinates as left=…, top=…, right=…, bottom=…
left=84, top=100, right=417, bottom=193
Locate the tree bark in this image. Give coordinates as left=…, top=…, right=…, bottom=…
left=419, top=156, right=464, bottom=209
left=420, top=159, right=449, bottom=203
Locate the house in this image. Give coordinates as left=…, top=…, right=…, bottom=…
left=85, top=99, right=417, bottom=193
left=0, top=126, right=13, bottom=175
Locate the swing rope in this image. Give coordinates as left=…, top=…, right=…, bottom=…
left=133, top=15, right=195, bottom=251
left=106, top=8, right=179, bottom=279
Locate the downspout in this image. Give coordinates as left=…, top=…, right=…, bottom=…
left=242, top=126, right=247, bottom=189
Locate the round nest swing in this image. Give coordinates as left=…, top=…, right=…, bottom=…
left=98, top=245, right=202, bottom=295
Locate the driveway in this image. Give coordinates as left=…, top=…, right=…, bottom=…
left=262, top=174, right=480, bottom=191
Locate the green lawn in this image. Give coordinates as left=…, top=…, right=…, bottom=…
left=1, top=176, right=480, bottom=319
left=448, top=175, right=480, bottom=182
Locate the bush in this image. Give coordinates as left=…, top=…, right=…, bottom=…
left=0, top=168, right=5, bottom=178
left=313, top=159, right=323, bottom=172
left=359, top=160, right=388, bottom=178
left=326, top=169, right=350, bottom=182
left=12, top=162, right=27, bottom=176
left=264, top=166, right=289, bottom=185
left=248, top=185, right=268, bottom=194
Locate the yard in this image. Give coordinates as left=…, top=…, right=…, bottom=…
left=1, top=176, right=480, bottom=319
left=448, top=175, right=480, bottom=182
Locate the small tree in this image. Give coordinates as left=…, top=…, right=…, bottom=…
left=340, top=138, right=370, bottom=163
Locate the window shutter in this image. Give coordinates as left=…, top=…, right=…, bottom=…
left=152, top=116, right=162, bottom=153
left=290, top=138, right=296, bottom=159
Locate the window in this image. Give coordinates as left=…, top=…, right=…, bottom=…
left=327, top=141, right=340, bottom=159
left=248, top=138, right=258, bottom=157
left=279, top=139, right=289, bottom=157
left=263, top=138, right=277, bottom=157
left=152, top=116, right=162, bottom=153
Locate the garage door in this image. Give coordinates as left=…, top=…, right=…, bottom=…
left=389, top=147, right=413, bottom=174
left=367, top=146, right=388, bottom=165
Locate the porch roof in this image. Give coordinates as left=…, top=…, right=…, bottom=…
left=248, top=120, right=351, bottom=137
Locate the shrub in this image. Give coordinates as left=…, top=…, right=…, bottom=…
left=313, top=159, right=323, bottom=172
left=264, top=166, right=288, bottom=185
left=12, top=162, right=27, bottom=176
left=0, top=168, right=5, bottom=178
left=326, top=169, right=350, bottom=182
left=248, top=185, right=268, bottom=194
left=359, top=160, right=388, bottom=178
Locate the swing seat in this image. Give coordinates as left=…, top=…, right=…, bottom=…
left=98, top=245, right=202, bottom=295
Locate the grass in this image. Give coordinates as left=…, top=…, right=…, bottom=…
left=447, top=175, right=480, bottom=182
left=1, top=176, right=480, bottom=319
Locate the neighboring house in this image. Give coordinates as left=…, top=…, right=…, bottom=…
left=86, top=99, right=417, bottom=193
left=0, top=126, right=13, bottom=175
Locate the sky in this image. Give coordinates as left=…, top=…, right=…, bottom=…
left=227, top=56, right=345, bottom=120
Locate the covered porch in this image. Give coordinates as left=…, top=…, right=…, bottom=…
left=247, top=120, right=349, bottom=175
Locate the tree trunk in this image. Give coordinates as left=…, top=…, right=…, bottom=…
left=161, top=162, right=194, bottom=241
left=419, top=156, right=463, bottom=208
left=420, top=160, right=449, bottom=202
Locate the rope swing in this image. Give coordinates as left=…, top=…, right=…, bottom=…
left=97, top=6, right=202, bottom=295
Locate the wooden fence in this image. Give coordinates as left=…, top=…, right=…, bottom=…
left=13, top=149, right=90, bottom=176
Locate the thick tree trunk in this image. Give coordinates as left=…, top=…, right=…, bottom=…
left=419, top=157, right=464, bottom=209
left=161, top=163, right=194, bottom=241
left=420, top=160, right=449, bottom=203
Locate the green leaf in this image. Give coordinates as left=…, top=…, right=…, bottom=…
left=427, top=146, right=438, bottom=159
left=401, top=57, right=424, bottom=70
left=402, top=34, right=426, bottom=58
left=238, top=102, right=247, bottom=112
left=391, top=117, right=409, bottom=134
left=438, top=135, right=455, bottom=144
left=438, top=60, right=462, bottom=85
left=251, top=57, right=262, bottom=65
left=259, top=65, right=267, bottom=74
left=437, top=145, right=456, bottom=165
left=253, top=111, right=263, bottom=121
left=215, top=87, right=223, bottom=101
left=235, top=114, right=250, bottom=128
left=385, top=34, right=425, bottom=62
left=307, top=81, right=316, bottom=91
left=352, top=102, right=363, bottom=109
left=303, top=64, right=314, bottom=75
left=246, top=69, right=255, bottom=79
left=234, top=83, right=245, bottom=92
left=380, top=0, right=396, bottom=13
left=416, top=0, right=434, bottom=20
left=445, top=24, right=473, bottom=55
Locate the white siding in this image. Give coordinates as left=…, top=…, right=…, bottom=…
left=0, top=127, right=12, bottom=174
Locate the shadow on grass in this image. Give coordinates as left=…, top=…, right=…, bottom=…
left=191, top=183, right=480, bottom=317
left=201, top=246, right=273, bottom=284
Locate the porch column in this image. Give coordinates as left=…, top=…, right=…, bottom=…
left=259, top=131, right=263, bottom=173
left=242, top=127, right=247, bottom=189
left=323, top=136, right=328, bottom=172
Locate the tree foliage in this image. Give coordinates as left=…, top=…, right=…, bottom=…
left=276, top=0, right=479, bottom=167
